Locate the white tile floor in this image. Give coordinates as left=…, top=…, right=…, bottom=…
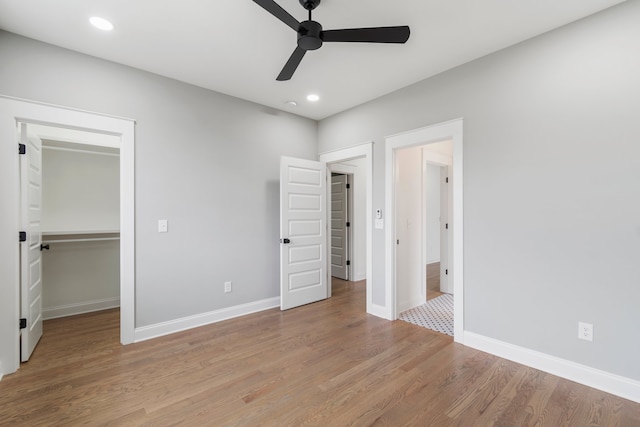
left=399, top=294, right=454, bottom=336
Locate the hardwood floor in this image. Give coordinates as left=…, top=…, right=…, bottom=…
left=1, top=280, right=638, bottom=426
left=427, top=262, right=445, bottom=301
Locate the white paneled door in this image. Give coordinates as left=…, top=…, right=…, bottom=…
left=280, top=157, right=327, bottom=310
left=20, top=125, right=44, bottom=361
left=330, top=174, right=349, bottom=280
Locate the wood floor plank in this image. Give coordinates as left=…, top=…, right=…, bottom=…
left=0, top=278, right=638, bottom=426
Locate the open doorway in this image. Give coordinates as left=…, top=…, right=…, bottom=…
left=0, top=96, right=135, bottom=377
left=384, top=119, right=464, bottom=342
left=19, top=123, right=121, bottom=361
left=36, top=126, right=121, bottom=312
left=330, top=173, right=351, bottom=281
left=394, top=140, right=454, bottom=336
left=319, top=143, right=374, bottom=313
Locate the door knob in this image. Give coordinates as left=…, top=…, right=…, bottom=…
left=40, top=244, right=50, bottom=251
left=281, top=238, right=291, bottom=244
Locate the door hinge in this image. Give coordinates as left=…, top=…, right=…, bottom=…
left=346, top=183, right=350, bottom=189
left=346, top=222, right=351, bottom=227
left=18, top=143, right=26, bottom=155
left=19, top=318, right=27, bottom=329
left=446, top=223, right=449, bottom=230
left=19, top=231, right=27, bottom=242
left=446, top=269, right=448, bottom=275
left=346, top=260, right=351, bottom=266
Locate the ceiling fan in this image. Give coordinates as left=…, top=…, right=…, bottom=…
left=253, top=0, right=411, bottom=81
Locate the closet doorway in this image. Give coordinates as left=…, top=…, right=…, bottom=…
left=23, top=123, right=121, bottom=361
left=1, top=96, right=135, bottom=375
left=36, top=125, right=121, bottom=316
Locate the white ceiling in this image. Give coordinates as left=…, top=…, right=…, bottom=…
left=0, top=0, right=625, bottom=120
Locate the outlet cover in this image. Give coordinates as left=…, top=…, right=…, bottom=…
left=578, top=322, right=593, bottom=341
left=224, top=281, right=232, bottom=293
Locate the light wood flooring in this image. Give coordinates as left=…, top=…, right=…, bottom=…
left=427, top=261, right=445, bottom=301
left=1, top=279, right=638, bottom=426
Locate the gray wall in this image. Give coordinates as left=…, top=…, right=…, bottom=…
left=0, top=31, right=317, bottom=328
left=318, top=1, right=640, bottom=380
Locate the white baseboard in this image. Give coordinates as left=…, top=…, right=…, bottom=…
left=352, top=273, right=366, bottom=282
left=397, top=297, right=424, bottom=315
left=134, top=297, right=280, bottom=343
left=0, top=361, right=3, bottom=381
left=368, top=302, right=392, bottom=320
left=43, top=297, right=120, bottom=320
left=426, top=259, right=440, bottom=265
left=464, top=331, right=640, bottom=403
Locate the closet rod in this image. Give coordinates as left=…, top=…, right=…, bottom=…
left=43, top=237, right=120, bottom=244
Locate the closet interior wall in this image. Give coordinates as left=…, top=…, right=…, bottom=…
left=41, top=138, right=120, bottom=320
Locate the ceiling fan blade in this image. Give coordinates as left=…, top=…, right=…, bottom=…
left=277, top=47, right=306, bottom=81
left=322, top=26, right=410, bottom=43
left=253, top=0, right=300, bottom=32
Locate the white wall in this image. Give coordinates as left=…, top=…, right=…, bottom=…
left=318, top=1, right=640, bottom=383
left=42, top=147, right=119, bottom=232
left=424, top=163, right=441, bottom=264
left=395, top=146, right=423, bottom=312
left=41, top=144, right=120, bottom=318
left=42, top=239, right=120, bottom=319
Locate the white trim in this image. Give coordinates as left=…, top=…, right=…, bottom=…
left=464, top=332, right=640, bottom=403
left=318, top=140, right=375, bottom=156
left=367, top=303, right=388, bottom=319
left=398, top=297, right=426, bottom=315
left=421, top=150, right=452, bottom=166
left=0, top=94, right=136, bottom=122
left=0, top=96, right=136, bottom=376
left=385, top=119, right=464, bottom=341
left=134, top=297, right=280, bottom=342
left=319, top=142, right=374, bottom=315
left=43, top=297, right=120, bottom=320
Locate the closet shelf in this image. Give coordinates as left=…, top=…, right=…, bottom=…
left=42, top=230, right=120, bottom=244
left=42, top=229, right=120, bottom=236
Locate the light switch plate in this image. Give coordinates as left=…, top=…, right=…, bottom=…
left=158, top=219, right=168, bottom=233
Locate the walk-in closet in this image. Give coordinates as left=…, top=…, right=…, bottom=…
left=37, top=127, right=120, bottom=320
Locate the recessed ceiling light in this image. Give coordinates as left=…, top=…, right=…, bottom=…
left=90, top=16, right=114, bottom=31
left=306, top=94, right=320, bottom=102
left=285, top=101, right=298, bottom=107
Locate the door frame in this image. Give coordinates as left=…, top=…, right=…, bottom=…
left=0, top=95, right=136, bottom=375
left=385, top=119, right=464, bottom=342
left=319, top=142, right=373, bottom=313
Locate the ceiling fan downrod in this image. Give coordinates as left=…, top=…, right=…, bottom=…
left=300, top=0, right=319, bottom=20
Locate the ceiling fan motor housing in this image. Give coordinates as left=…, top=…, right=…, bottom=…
left=298, top=20, right=323, bottom=50
left=299, top=0, right=320, bottom=10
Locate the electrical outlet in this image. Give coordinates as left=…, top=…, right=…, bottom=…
left=578, top=322, right=593, bottom=341
left=224, top=281, right=232, bottom=293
